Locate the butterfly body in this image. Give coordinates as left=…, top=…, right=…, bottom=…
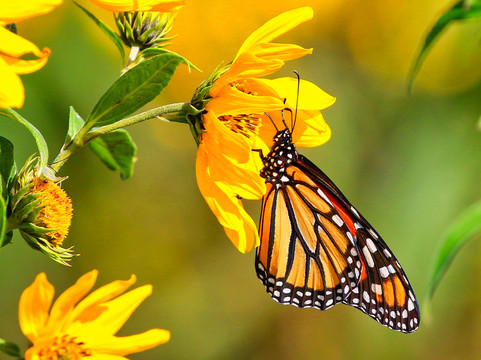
left=256, top=128, right=420, bottom=333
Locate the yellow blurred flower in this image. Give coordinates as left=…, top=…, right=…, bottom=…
left=0, top=0, right=62, bottom=108
left=192, top=7, right=335, bottom=253
left=88, top=0, right=185, bottom=12
left=20, top=270, right=170, bottom=359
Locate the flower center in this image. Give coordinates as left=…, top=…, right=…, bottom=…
left=217, top=80, right=262, bottom=138
left=231, top=80, right=258, bottom=96
left=37, top=335, right=91, bottom=360
left=33, top=178, right=73, bottom=247
left=218, top=114, right=261, bottom=138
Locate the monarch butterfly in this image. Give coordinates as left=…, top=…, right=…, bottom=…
left=255, top=118, right=420, bottom=333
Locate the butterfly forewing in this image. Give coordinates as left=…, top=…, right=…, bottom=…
left=256, top=129, right=420, bottom=333
left=256, top=130, right=362, bottom=310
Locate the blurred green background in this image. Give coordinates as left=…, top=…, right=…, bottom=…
left=1, top=0, right=481, bottom=359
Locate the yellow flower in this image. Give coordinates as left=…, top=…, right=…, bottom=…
left=192, top=7, right=336, bottom=253
left=0, top=0, right=62, bottom=108
left=88, top=0, right=185, bottom=12
left=19, top=270, right=170, bottom=359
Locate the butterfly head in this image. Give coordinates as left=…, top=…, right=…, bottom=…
left=260, top=129, right=298, bottom=183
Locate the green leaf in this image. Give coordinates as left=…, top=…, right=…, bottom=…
left=74, top=2, right=125, bottom=63
left=0, top=109, right=49, bottom=169
left=89, top=129, right=137, bottom=180
left=425, top=200, right=481, bottom=305
left=86, top=53, right=185, bottom=127
left=139, top=47, right=201, bottom=72
left=64, top=106, right=85, bottom=146
left=408, top=0, right=481, bottom=90
left=0, top=137, right=15, bottom=199
left=0, top=195, right=7, bottom=247
left=0, top=338, right=20, bottom=358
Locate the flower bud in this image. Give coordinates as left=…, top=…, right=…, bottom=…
left=9, top=158, right=74, bottom=265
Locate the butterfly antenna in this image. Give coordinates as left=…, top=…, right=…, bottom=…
left=265, top=112, right=279, bottom=132
left=292, top=70, right=301, bottom=133
left=281, top=109, right=289, bottom=131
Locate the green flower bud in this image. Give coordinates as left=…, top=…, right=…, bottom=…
left=8, top=158, right=74, bottom=265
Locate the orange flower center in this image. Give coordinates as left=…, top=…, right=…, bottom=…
left=33, top=178, right=73, bottom=247
left=37, top=335, right=91, bottom=360
left=218, top=114, right=261, bottom=138
left=218, top=80, right=261, bottom=138
left=231, top=80, right=257, bottom=96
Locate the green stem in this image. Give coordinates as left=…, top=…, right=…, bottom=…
left=50, top=102, right=190, bottom=173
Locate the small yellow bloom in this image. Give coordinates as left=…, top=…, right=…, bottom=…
left=20, top=270, right=170, bottom=359
left=0, top=0, right=62, bottom=108
left=88, top=0, right=185, bottom=12
left=192, top=7, right=335, bottom=253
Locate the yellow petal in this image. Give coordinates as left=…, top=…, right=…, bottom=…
left=258, top=109, right=331, bottom=149
left=0, top=57, right=23, bottom=108
left=19, top=273, right=55, bottom=342
left=88, top=0, right=185, bottom=12
left=196, top=148, right=240, bottom=229
left=46, top=270, right=98, bottom=331
left=207, top=83, right=284, bottom=115
left=0, top=27, right=46, bottom=58
left=77, top=285, right=153, bottom=337
left=292, top=110, right=332, bottom=147
left=91, top=329, right=170, bottom=356
left=202, top=111, right=252, bottom=164
left=66, top=275, right=137, bottom=326
left=234, top=7, right=314, bottom=61
left=207, top=149, right=265, bottom=200
left=196, top=150, right=260, bottom=252
left=220, top=192, right=260, bottom=253
left=0, top=0, right=62, bottom=23
left=257, top=78, right=336, bottom=110
left=0, top=28, right=50, bottom=74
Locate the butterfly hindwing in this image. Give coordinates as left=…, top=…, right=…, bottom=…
left=295, top=154, right=420, bottom=332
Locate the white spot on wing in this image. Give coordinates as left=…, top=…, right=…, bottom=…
left=408, top=298, right=415, bottom=311
left=366, top=238, right=377, bottom=253
left=379, top=267, right=389, bottom=278
left=363, top=291, right=370, bottom=303
left=372, top=284, right=382, bottom=295
left=362, top=246, right=375, bottom=268
left=332, top=214, right=344, bottom=227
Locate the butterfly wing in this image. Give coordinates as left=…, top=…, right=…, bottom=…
left=295, top=155, right=420, bottom=333
left=256, top=165, right=363, bottom=310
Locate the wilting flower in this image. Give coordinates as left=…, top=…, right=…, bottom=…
left=0, top=0, right=62, bottom=108
left=89, top=0, right=185, bottom=12
left=8, top=159, right=74, bottom=265
left=190, top=7, right=336, bottom=253
left=19, top=270, right=170, bottom=359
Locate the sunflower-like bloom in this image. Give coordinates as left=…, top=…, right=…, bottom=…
left=89, top=0, right=185, bottom=12
left=0, top=0, right=62, bottom=108
left=20, top=270, right=170, bottom=359
left=192, top=7, right=336, bottom=253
